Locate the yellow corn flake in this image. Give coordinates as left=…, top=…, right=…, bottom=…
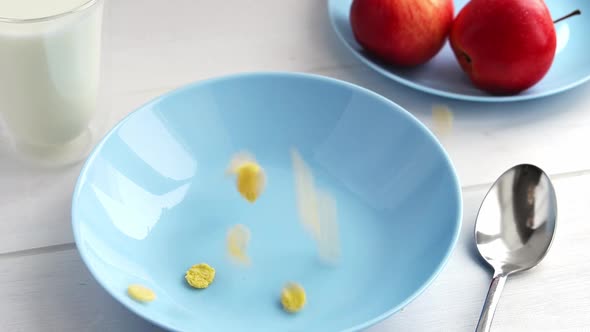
left=226, top=152, right=266, bottom=203
left=185, top=263, right=216, bottom=289
left=236, top=162, right=265, bottom=203
left=127, top=284, right=156, bottom=302
left=291, top=149, right=340, bottom=265
left=432, top=104, right=454, bottom=137
left=227, top=224, right=251, bottom=265
left=281, top=282, right=306, bottom=313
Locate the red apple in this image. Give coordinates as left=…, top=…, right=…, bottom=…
left=350, top=0, right=454, bottom=67
left=449, top=0, right=556, bottom=95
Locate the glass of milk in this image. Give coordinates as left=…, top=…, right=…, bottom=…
left=0, top=0, right=104, bottom=166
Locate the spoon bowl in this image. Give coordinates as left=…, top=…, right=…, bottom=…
left=474, top=164, right=557, bottom=331
left=476, top=164, right=558, bottom=275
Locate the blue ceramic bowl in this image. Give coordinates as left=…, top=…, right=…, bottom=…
left=72, top=72, right=462, bottom=332
left=329, top=0, right=590, bottom=102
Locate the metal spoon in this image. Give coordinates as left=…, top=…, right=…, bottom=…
left=474, top=164, right=557, bottom=332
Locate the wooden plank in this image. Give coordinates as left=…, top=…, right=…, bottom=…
left=2, top=173, right=589, bottom=331
left=101, top=0, right=360, bottom=95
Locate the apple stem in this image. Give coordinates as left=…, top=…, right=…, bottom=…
left=553, top=9, right=581, bottom=24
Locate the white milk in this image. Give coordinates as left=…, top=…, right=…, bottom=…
left=0, top=0, right=103, bottom=149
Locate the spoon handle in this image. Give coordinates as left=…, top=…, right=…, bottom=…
left=475, top=274, right=507, bottom=332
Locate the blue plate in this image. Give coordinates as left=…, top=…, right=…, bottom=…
left=329, top=0, right=590, bottom=102
left=72, top=72, right=462, bottom=332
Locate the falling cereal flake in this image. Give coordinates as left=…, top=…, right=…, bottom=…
left=291, top=148, right=340, bottom=265
left=226, top=224, right=252, bottom=265
left=432, top=104, right=454, bottom=137
left=315, top=191, right=340, bottom=264
left=226, top=152, right=266, bottom=203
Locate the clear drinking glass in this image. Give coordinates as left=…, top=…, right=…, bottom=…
left=0, top=0, right=105, bottom=166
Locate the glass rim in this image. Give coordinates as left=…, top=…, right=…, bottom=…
left=0, top=0, right=100, bottom=24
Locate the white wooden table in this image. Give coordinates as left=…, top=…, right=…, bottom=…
left=2, top=1, right=590, bottom=331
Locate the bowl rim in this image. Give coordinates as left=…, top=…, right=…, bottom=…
left=328, top=0, right=590, bottom=103
left=71, top=71, right=463, bottom=332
